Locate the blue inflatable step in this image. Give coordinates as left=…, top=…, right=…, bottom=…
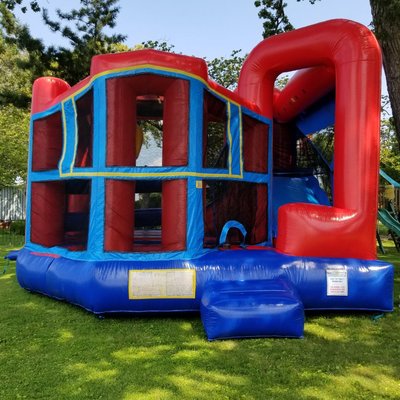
left=200, top=278, right=304, bottom=340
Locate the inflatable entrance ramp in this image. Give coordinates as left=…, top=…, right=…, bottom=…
left=201, top=279, right=304, bottom=340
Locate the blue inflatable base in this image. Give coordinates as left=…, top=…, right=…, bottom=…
left=201, top=279, right=304, bottom=340
left=5, top=249, right=20, bottom=261
left=16, top=247, right=394, bottom=316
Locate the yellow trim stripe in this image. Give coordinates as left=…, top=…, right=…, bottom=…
left=238, top=106, right=244, bottom=177
left=227, top=102, right=233, bottom=175
left=53, top=63, right=246, bottom=180
left=59, top=102, right=68, bottom=175
left=57, top=63, right=242, bottom=107
left=70, top=99, right=79, bottom=173
left=60, top=171, right=243, bottom=179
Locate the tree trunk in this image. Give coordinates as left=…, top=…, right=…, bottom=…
left=370, top=0, right=400, bottom=148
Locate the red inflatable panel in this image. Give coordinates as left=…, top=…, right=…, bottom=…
left=252, top=185, right=268, bottom=244
left=104, top=180, right=135, bottom=252
left=162, top=180, right=187, bottom=251
left=51, top=77, right=92, bottom=110
left=274, top=66, right=335, bottom=123
left=67, top=194, right=90, bottom=213
left=163, top=80, right=189, bottom=166
left=31, top=182, right=65, bottom=247
left=239, top=19, right=381, bottom=259
left=32, top=112, right=63, bottom=171
left=272, top=122, right=297, bottom=171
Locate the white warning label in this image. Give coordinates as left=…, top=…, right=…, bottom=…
left=326, top=269, right=348, bottom=296
left=128, top=269, right=196, bottom=299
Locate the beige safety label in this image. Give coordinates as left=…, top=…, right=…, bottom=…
left=326, top=268, right=348, bottom=296
left=128, top=269, right=196, bottom=299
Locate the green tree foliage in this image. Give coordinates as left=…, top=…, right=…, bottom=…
left=207, top=50, right=246, bottom=91
left=0, top=3, right=51, bottom=105
left=0, top=1, right=127, bottom=88
left=2, top=0, right=41, bottom=14
left=0, top=105, right=29, bottom=187
left=0, top=5, right=50, bottom=186
left=141, top=40, right=175, bottom=53
left=380, top=96, right=400, bottom=182
left=0, top=34, right=31, bottom=186
left=254, top=0, right=321, bottom=38
left=0, top=1, right=127, bottom=185
left=42, top=0, right=126, bottom=84
left=254, top=0, right=293, bottom=38
left=0, top=33, right=32, bottom=107
left=370, top=0, right=400, bottom=149
left=254, top=0, right=400, bottom=179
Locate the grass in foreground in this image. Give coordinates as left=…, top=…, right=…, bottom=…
left=0, top=239, right=399, bottom=400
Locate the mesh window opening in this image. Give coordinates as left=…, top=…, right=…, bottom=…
left=243, top=113, right=269, bottom=174
left=75, top=89, right=94, bottom=168
left=298, top=130, right=333, bottom=201
left=203, top=180, right=268, bottom=248
left=136, top=95, right=163, bottom=167
left=273, top=122, right=332, bottom=201
left=203, top=91, right=228, bottom=169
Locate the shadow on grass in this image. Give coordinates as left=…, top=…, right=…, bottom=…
left=0, top=244, right=399, bottom=399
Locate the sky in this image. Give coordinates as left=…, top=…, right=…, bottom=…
left=14, top=0, right=383, bottom=92
left=13, top=1, right=380, bottom=168
left=17, top=0, right=373, bottom=60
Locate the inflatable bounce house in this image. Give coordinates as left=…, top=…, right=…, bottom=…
left=16, top=19, right=394, bottom=339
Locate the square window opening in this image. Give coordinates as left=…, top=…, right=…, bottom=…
left=136, top=96, right=163, bottom=167
left=203, top=180, right=268, bottom=248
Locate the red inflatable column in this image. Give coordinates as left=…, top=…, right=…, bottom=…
left=163, top=80, right=189, bottom=166
left=104, top=180, right=135, bottom=252
left=253, top=184, right=268, bottom=244
left=162, top=180, right=187, bottom=251
left=31, top=77, right=70, bottom=115
left=67, top=194, right=90, bottom=213
left=106, top=78, right=137, bottom=167
left=105, top=78, right=137, bottom=251
left=161, top=79, right=189, bottom=251
left=31, top=182, right=65, bottom=247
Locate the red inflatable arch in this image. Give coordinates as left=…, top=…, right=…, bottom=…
left=238, top=19, right=382, bottom=259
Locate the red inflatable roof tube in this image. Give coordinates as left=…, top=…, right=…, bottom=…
left=31, top=77, right=71, bottom=115
left=273, top=66, right=335, bottom=123
left=239, top=19, right=381, bottom=259
left=91, top=49, right=209, bottom=81
left=31, top=50, right=259, bottom=115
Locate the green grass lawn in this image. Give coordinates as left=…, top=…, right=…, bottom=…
left=0, top=238, right=399, bottom=400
